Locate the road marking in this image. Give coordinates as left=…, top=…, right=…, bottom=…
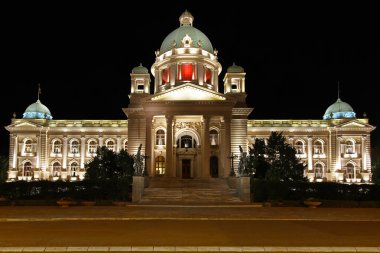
left=0, top=246, right=379, bottom=252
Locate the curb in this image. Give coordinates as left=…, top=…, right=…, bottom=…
left=0, top=246, right=379, bottom=252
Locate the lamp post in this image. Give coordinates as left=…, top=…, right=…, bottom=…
left=142, top=154, right=149, bottom=176
left=228, top=152, right=238, bottom=177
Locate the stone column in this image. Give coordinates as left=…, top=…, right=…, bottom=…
left=62, top=137, right=68, bottom=169
left=307, top=137, right=313, bottom=171
left=99, top=136, right=104, bottom=147
left=117, top=136, right=121, bottom=153
left=12, top=135, right=18, bottom=169
left=145, top=115, right=153, bottom=176
left=80, top=137, right=86, bottom=169
left=166, top=115, right=174, bottom=177
left=170, top=64, right=176, bottom=87
left=223, top=115, right=231, bottom=177
left=202, top=115, right=210, bottom=177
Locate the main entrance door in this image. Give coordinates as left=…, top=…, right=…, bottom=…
left=210, top=156, right=218, bottom=178
left=182, top=159, right=191, bottom=179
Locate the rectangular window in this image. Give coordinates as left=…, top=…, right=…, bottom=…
left=204, top=68, right=211, bottom=83
left=181, top=63, right=193, bottom=81
left=162, top=68, right=170, bottom=84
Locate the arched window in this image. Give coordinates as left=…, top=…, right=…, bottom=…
left=88, top=140, right=98, bottom=154
left=314, top=140, right=323, bottom=154
left=123, top=140, right=128, bottom=151
left=70, top=162, right=79, bottom=177
left=156, top=129, right=165, bottom=145
left=106, top=140, right=115, bottom=151
left=24, top=140, right=32, bottom=153
left=210, top=129, right=218, bottom=146
left=295, top=140, right=304, bottom=154
left=345, top=140, right=355, bottom=154
left=155, top=156, right=165, bottom=175
left=24, top=162, right=32, bottom=177
left=70, top=140, right=79, bottom=154
left=315, top=163, right=323, bottom=179
left=52, top=162, right=61, bottom=177
left=53, top=140, right=62, bottom=154
left=345, top=163, right=355, bottom=179
left=181, top=135, right=194, bottom=148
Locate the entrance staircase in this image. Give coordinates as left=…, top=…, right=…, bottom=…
left=138, top=177, right=243, bottom=204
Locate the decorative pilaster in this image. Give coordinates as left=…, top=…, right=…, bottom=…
left=202, top=115, right=210, bottom=177
left=80, top=137, right=86, bottom=169
left=223, top=115, right=231, bottom=177
left=166, top=115, right=173, bottom=177
left=99, top=136, right=104, bottom=147
left=146, top=115, right=153, bottom=176
left=12, top=135, right=18, bottom=169
left=360, top=135, right=366, bottom=172
left=116, top=136, right=121, bottom=153
left=307, top=137, right=313, bottom=171
left=62, top=137, right=68, bottom=169
left=336, top=136, right=342, bottom=171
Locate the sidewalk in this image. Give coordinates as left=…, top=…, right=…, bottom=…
left=1, top=205, right=380, bottom=221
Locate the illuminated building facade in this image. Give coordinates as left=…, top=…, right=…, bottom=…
left=6, top=11, right=375, bottom=183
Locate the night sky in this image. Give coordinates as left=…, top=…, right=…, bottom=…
left=1, top=2, right=379, bottom=156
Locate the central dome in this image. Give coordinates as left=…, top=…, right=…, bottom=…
left=159, top=11, right=214, bottom=55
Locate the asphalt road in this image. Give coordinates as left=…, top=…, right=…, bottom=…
left=1, top=220, right=379, bottom=247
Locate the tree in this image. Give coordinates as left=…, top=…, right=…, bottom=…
left=248, top=132, right=306, bottom=181
left=249, top=138, right=270, bottom=179
left=85, top=147, right=134, bottom=181
left=0, top=155, right=8, bottom=183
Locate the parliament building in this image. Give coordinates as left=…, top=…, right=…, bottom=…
left=6, top=11, right=375, bottom=184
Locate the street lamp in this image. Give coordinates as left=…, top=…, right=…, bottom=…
left=228, top=152, right=238, bottom=177
left=142, top=154, right=149, bottom=176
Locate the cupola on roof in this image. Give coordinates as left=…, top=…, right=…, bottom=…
left=159, top=10, right=214, bottom=55
left=132, top=63, right=149, bottom=74
left=323, top=98, right=356, bottom=120
left=227, top=62, right=245, bottom=73
left=23, top=100, right=53, bottom=120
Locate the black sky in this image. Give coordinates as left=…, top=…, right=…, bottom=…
left=1, top=2, right=379, bottom=155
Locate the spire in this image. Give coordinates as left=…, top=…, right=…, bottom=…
left=337, top=80, right=340, bottom=100
left=37, top=83, right=41, bottom=101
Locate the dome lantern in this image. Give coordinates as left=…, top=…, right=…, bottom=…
left=179, top=10, right=194, bottom=26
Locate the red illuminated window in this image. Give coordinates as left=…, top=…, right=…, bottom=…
left=181, top=63, right=193, bottom=81
left=204, top=68, right=211, bottom=83
left=162, top=68, right=169, bottom=84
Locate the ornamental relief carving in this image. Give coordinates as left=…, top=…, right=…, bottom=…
left=175, top=122, right=202, bottom=133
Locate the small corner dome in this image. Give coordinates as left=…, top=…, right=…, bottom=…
left=323, top=98, right=356, bottom=120
left=159, top=10, right=214, bottom=55
left=131, top=63, right=149, bottom=74
left=227, top=62, right=244, bottom=73
left=23, top=100, right=53, bottom=120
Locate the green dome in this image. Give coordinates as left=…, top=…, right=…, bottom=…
left=159, top=11, right=213, bottom=55
left=132, top=63, right=148, bottom=74
left=227, top=62, right=244, bottom=73
left=23, top=100, right=53, bottom=120
left=323, top=98, right=356, bottom=120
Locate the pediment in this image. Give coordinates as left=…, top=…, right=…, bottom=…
left=336, top=120, right=374, bottom=129
left=12, top=121, right=41, bottom=128
left=150, top=84, right=227, bottom=101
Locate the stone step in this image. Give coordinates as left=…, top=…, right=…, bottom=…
left=139, top=178, right=242, bottom=204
